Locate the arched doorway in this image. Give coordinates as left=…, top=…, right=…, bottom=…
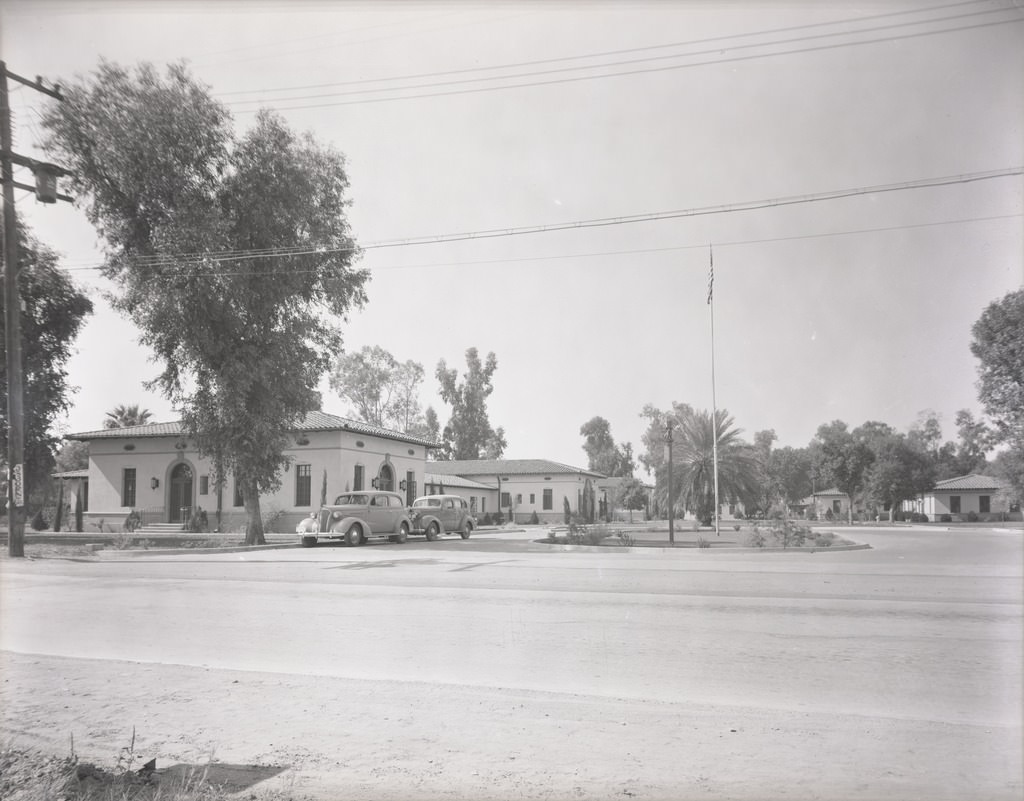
left=376, top=462, right=394, bottom=492
left=169, top=462, right=194, bottom=523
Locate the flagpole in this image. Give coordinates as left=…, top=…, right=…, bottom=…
left=708, top=245, right=721, bottom=537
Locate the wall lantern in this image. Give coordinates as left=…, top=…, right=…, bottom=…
left=371, top=477, right=379, bottom=489
left=151, top=477, right=160, bottom=490
left=399, top=480, right=408, bottom=491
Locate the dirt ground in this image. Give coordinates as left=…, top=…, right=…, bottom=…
left=4, top=650, right=1019, bottom=801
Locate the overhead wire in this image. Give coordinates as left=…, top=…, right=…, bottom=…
left=55, top=168, right=1024, bottom=274
left=222, top=1, right=1017, bottom=107
left=216, top=0, right=1000, bottom=98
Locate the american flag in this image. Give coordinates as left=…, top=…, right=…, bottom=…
left=707, top=245, right=714, bottom=305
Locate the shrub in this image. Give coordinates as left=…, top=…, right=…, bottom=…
left=696, top=536, right=711, bottom=549
left=745, top=528, right=766, bottom=548
left=733, top=524, right=741, bottom=531
left=529, top=510, right=539, bottom=525
left=940, top=514, right=952, bottom=523
left=186, top=507, right=209, bottom=533
left=824, top=508, right=834, bottom=521
left=112, top=531, right=135, bottom=549
left=911, top=512, right=929, bottom=523
left=814, top=532, right=836, bottom=547
left=616, top=530, right=635, bottom=547
left=563, top=496, right=572, bottom=525
left=30, top=509, right=48, bottom=531
left=966, top=510, right=979, bottom=522
left=762, top=518, right=810, bottom=548
left=123, top=509, right=142, bottom=532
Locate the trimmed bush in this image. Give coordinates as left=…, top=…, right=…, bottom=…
left=966, top=510, right=979, bottom=522
left=939, top=514, right=952, bottom=523
left=529, top=510, right=539, bottom=525
left=123, top=509, right=142, bottom=532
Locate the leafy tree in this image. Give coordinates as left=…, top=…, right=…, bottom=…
left=54, top=440, right=89, bottom=472
left=990, top=446, right=1024, bottom=512
left=103, top=403, right=153, bottom=429
left=773, top=446, right=814, bottom=507
left=812, top=420, right=874, bottom=524
left=749, top=429, right=781, bottom=517
left=617, top=477, right=648, bottom=522
left=971, top=289, right=1024, bottom=445
left=423, top=407, right=441, bottom=453
left=0, top=229, right=93, bottom=516
left=580, top=416, right=634, bottom=477
left=648, top=405, right=758, bottom=525
left=435, top=347, right=505, bottom=460
left=329, top=345, right=427, bottom=434
left=952, top=409, right=992, bottom=475
left=638, top=401, right=695, bottom=477
left=44, top=61, right=367, bottom=545
left=863, top=433, right=935, bottom=521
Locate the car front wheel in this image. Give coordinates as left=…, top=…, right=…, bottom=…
left=346, top=525, right=362, bottom=547
left=301, top=535, right=317, bottom=548
left=394, top=523, right=409, bottom=544
left=425, top=522, right=439, bottom=541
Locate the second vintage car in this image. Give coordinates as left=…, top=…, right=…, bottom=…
left=297, top=490, right=411, bottom=547
left=409, top=494, right=476, bottom=540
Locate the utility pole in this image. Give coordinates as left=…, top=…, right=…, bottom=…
left=1, top=62, right=70, bottom=557
left=666, top=418, right=674, bottom=546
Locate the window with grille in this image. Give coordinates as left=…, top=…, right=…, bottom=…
left=295, top=464, right=312, bottom=506
left=122, top=468, right=136, bottom=508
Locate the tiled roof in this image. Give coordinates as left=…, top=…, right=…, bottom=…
left=933, top=474, right=1007, bottom=491
left=68, top=410, right=442, bottom=448
left=812, top=488, right=848, bottom=497
left=426, top=458, right=604, bottom=478
left=424, top=473, right=496, bottom=491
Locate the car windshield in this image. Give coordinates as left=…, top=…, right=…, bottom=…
left=413, top=498, right=442, bottom=508
left=333, top=494, right=368, bottom=505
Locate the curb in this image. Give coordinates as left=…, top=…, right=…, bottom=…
left=537, top=541, right=871, bottom=554
left=96, top=542, right=299, bottom=558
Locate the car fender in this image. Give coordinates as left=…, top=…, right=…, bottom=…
left=328, top=515, right=371, bottom=536
left=412, top=513, right=443, bottom=534
left=395, top=514, right=412, bottom=534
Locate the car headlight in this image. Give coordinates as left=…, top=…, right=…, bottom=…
left=331, top=511, right=343, bottom=520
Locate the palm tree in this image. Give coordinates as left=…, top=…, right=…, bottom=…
left=658, top=408, right=759, bottom=525
left=103, top=403, right=153, bottom=430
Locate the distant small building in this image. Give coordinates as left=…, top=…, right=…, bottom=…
left=903, top=474, right=1017, bottom=520
left=810, top=488, right=851, bottom=520
left=426, top=459, right=605, bottom=523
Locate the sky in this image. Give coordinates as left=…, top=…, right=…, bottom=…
left=2, top=0, right=1022, bottom=479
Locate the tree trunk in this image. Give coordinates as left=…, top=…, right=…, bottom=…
left=242, top=480, right=266, bottom=545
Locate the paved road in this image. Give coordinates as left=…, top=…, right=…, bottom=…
left=1, top=526, right=1021, bottom=800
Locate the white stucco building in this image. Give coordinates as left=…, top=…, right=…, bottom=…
left=424, top=459, right=605, bottom=524
left=68, top=411, right=438, bottom=532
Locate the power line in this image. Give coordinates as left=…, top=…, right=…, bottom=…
left=216, top=0, right=998, bottom=98
left=56, top=167, right=1023, bottom=273
left=65, top=212, right=1022, bottom=282
left=230, top=16, right=1024, bottom=112
left=223, top=2, right=1014, bottom=107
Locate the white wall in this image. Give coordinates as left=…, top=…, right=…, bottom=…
left=83, top=428, right=431, bottom=532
